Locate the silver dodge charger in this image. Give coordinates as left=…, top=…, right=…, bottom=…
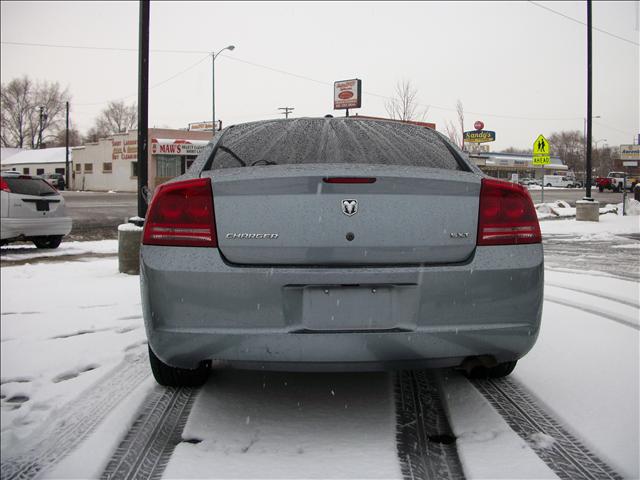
left=140, top=117, right=543, bottom=386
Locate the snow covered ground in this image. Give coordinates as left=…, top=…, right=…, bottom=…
left=1, top=213, right=638, bottom=479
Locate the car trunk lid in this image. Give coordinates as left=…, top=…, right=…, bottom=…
left=202, top=165, right=480, bottom=265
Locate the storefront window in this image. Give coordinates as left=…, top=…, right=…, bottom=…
left=156, top=155, right=182, bottom=177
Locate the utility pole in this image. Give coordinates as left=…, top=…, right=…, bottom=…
left=278, top=107, right=294, bottom=119
left=65, top=102, right=69, bottom=187
left=137, top=0, right=150, bottom=219
left=585, top=0, right=593, bottom=200
left=37, top=105, right=47, bottom=149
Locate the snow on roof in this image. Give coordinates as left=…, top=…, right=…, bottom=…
left=0, top=148, right=26, bottom=162
left=0, top=147, right=71, bottom=166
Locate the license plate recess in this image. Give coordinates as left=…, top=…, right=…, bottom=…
left=301, top=285, right=417, bottom=331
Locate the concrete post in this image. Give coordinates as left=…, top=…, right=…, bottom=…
left=118, top=222, right=143, bottom=275
left=576, top=200, right=600, bottom=222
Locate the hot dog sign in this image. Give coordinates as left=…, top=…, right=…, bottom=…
left=334, top=79, right=362, bottom=110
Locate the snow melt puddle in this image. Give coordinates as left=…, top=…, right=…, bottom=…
left=163, top=371, right=401, bottom=479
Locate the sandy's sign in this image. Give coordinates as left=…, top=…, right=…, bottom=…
left=463, top=130, right=496, bottom=143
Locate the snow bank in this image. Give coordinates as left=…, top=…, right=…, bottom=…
left=0, top=240, right=118, bottom=262
left=540, top=210, right=640, bottom=238
left=117, top=223, right=143, bottom=232
left=536, top=200, right=617, bottom=220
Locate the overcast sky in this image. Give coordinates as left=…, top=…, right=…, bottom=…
left=1, top=1, right=638, bottom=150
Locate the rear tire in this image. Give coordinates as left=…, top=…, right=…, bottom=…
left=148, top=345, right=210, bottom=387
left=546, top=183, right=552, bottom=187
left=32, top=235, right=63, bottom=249
left=465, top=360, right=517, bottom=379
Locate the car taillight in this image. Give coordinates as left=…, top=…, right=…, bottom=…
left=0, top=179, right=10, bottom=192
left=142, top=177, right=217, bottom=247
left=477, top=178, right=541, bottom=246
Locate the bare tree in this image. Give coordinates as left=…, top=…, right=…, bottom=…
left=548, top=130, right=585, bottom=175
left=444, top=99, right=465, bottom=150
left=500, top=147, right=529, bottom=154
left=1, top=76, right=70, bottom=148
left=445, top=120, right=461, bottom=147
left=50, top=126, right=82, bottom=147
left=94, top=100, right=137, bottom=137
left=385, top=80, right=429, bottom=121
left=83, top=126, right=107, bottom=144
left=456, top=99, right=464, bottom=150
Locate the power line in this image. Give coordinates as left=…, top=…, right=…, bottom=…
left=0, top=40, right=598, bottom=122
left=74, top=54, right=210, bottom=106
left=0, top=40, right=208, bottom=54
left=528, top=1, right=640, bottom=46
left=593, top=119, right=636, bottom=137
left=219, top=54, right=582, bottom=121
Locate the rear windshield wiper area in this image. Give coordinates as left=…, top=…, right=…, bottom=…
left=250, top=159, right=278, bottom=166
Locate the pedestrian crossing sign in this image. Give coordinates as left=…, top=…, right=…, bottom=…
left=532, top=134, right=550, bottom=165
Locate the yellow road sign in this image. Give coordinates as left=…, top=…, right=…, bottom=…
left=532, top=134, right=551, bottom=165
left=532, top=156, right=550, bottom=165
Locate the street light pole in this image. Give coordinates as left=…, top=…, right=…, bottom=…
left=593, top=138, right=606, bottom=179
left=212, top=45, right=235, bottom=133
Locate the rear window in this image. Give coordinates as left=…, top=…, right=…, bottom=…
left=3, top=177, right=58, bottom=196
left=208, top=118, right=465, bottom=171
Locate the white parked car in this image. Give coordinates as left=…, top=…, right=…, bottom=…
left=1, top=172, right=72, bottom=248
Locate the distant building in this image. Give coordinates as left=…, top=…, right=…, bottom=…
left=469, top=151, right=568, bottom=180
left=0, top=147, right=71, bottom=177
left=71, top=128, right=212, bottom=192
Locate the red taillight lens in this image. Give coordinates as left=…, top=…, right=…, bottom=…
left=477, top=178, right=541, bottom=246
left=0, top=179, right=10, bottom=192
left=142, top=178, right=217, bottom=247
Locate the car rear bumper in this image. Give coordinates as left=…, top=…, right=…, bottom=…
left=140, top=244, right=544, bottom=370
left=1, top=217, right=73, bottom=240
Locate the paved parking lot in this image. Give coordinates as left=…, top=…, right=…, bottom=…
left=62, top=191, right=137, bottom=240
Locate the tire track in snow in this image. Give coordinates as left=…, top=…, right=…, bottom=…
left=0, top=352, right=149, bottom=480
left=546, top=283, right=639, bottom=309
left=100, top=387, right=196, bottom=480
left=545, top=295, right=639, bottom=330
left=395, top=370, right=464, bottom=480
left=473, top=377, right=623, bottom=480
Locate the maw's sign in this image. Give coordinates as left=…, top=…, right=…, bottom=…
left=463, top=130, right=496, bottom=143
left=151, top=138, right=209, bottom=156
left=334, top=79, right=362, bottom=110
